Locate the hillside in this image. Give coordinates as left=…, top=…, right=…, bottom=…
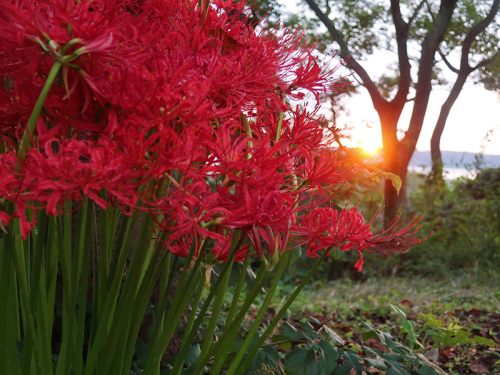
left=409, top=150, right=500, bottom=168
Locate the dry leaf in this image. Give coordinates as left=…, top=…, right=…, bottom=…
left=370, top=233, right=420, bottom=258
left=424, top=347, right=439, bottom=362
left=349, top=369, right=356, bottom=375
left=470, top=364, right=489, bottom=374
left=366, top=366, right=385, bottom=374
left=400, top=299, right=414, bottom=307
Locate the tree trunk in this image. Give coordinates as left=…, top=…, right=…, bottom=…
left=383, top=144, right=412, bottom=224
left=378, top=107, right=412, bottom=224
left=430, top=73, right=470, bottom=183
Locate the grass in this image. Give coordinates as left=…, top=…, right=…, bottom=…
left=281, top=274, right=500, bottom=317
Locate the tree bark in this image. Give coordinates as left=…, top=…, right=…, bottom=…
left=378, top=107, right=413, bottom=222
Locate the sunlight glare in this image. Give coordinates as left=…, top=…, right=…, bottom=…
left=359, top=139, right=380, bottom=155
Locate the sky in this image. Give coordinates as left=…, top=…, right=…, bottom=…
left=278, top=0, right=500, bottom=156
left=336, top=65, right=500, bottom=155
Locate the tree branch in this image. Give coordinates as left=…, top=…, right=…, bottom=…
left=408, top=0, right=426, bottom=26
left=424, top=0, right=436, bottom=22
left=460, top=0, right=500, bottom=70
left=473, top=50, right=500, bottom=70
left=391, top=0, right=412, bottom=106
left=438, top=49, right=460, bottom=73
left=402, top=0, right=458, bottom=155
left=303, top=0, right=386, bottom=108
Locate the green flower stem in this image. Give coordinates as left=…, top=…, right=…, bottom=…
left=143, top=262, right=203, bottom=375
left=12, top=221, right=43, bottom=375
left=191, top=265, right=271, bottom=375
left=100, top=233, right=159, bottom=375
left=121, top=249, right=173, bottom=375
left=199, top=260, right=234, bottom=361
left=45, top=216, right=59, bottom=347
left=97, top=193, right=113, bottom=321
left=275, top=111, right=284, bottom=143
left=226, top=253, right=252, bottom=325
left=29, top=208, right=53, bottom=375
left=0, top=219, right=21, bottom=375
left=183, top=276, right=205, bottom=339
left=92, top=211, right=154, bottom=374
left=240, top=113, right=253, bottom=159
left=55, top=206, right=75, bottom=375
left=73, top=201, right=93, bottom=375
left=16, top=60, right=62, bottom=169
left=237, top=247, right=333, bottom=374
left=225, top=250, right=290, bottom=375
left=98, top=214, right=161, bottom=374
left=209, top=254, right=252, bottom=374
left=170, top=236, right=244, bottom=375
left=153, top=255, right=178, bottom=333
left=83, top=209, right=142, bottom=375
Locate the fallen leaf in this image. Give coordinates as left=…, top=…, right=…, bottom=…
left=424, top=348, right=439, bottom=362
left=350, top=369, right=356, bottom=375
left=470, top=364, right=489, bottom=374
left=400, top=299, right=414, bottom=307
left=366, top=366, right=385, bottom=374
left=369, top=233, right=421, bottom=258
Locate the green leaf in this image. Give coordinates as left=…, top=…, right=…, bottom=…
left=386, top=173, right=402, bottom=194
left=336, top=349, right=367, bottom=375
left=411, top=353, right=447, bottom=375
left=323, top=325, right=345, bottom=345
left=363, top=323, right=411, bottom=355
left=315, top=341, right=339, bottom=375
left=434, top=329, right=496, bottom=348
left=284, top=348, right=318, bottom=375
left=184, top=344, right=200, bottom=367
left=385, top=361, right=414, bottom=375
left=371, top=168, right=402, bottom=194
left=363, top=347, right=387, bottom=371
left=280, top=322, right=308, bottom=342
left=361, top=330, right=378, bottom=342
left=244, top=345, right=281, bottom=375
left=419, top=313, right=442, bottom=328
left=300, top=322, right=319, bottom=340
left=391, top=305, right=423, bottom=349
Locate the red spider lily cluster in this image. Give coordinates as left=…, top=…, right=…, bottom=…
left=0, top=0, right=421, bottom=270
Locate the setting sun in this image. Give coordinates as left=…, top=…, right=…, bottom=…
left=359, top=139, right=381, bottom=154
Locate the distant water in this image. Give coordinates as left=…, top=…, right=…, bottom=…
left=409, top=166, right=478, bottom=180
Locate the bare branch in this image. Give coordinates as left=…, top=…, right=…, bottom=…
left=408, top=0, right=426, bottom=27
left=391, top=0, right=412, bottom=106
left=303, top=0, right=385, bottom=108
left=424, top=0, right=436, bottom=23
left=351, top=73, right=365, bottom=87
left=460, top=0, right=500, bottom=70
left=438, top=49, right=460, bottom=73
left=391, top=0, right=408, bottom=32
left=402, top=0, right=458, bottom=151
left=473, top=50, right=500, bottom=70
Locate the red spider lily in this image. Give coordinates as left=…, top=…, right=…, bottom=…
left=218, top=185, right=296, bottom=234
left=211, top=234, right=250, bottom=262
left=0, top=138, right=141, bottom=240
left=0, top=0, right=423, bottom=267
left=296, top=207, right=423, bottom=271
left=168, top=232, right=249, bottom=263
left=246, top=224, right=293, bottom=259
